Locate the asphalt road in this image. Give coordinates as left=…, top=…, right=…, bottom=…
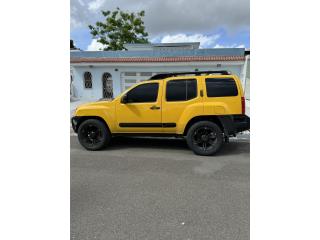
left=71, top=135, right=250, bottom=240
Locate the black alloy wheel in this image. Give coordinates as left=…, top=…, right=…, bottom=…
left=77, top=119, right=111, bottom=150
left=186, top=121, right=223, bottom=156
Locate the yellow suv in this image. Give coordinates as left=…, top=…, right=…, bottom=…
left=71, top=71, right=250, bottom=156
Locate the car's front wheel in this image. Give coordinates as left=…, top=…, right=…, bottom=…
left=77, top=119, right=111, bottom=150
left=186, top=121, right=223, bottom=156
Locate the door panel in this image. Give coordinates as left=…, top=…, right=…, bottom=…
left=115, top=81, right=163, bottom=133
left=203, top=76, right=242, bottom=115
left=162, top=78, right=204, bottom=133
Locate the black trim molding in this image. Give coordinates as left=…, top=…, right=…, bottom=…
left=162, top=123, right=176, bottom=128
left=119, top=123, right=176, bottom=128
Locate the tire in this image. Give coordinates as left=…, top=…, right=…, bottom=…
left=186, top=121, right=223, bottom=156
left=77, top=119, right=111, bottom=151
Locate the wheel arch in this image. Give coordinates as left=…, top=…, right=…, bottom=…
left=182, top=115, right=231, bottom=136
left=72, top=116, right=110, bottom=133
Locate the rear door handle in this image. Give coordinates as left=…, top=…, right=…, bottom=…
left=150, top=105, right=160, bottom=110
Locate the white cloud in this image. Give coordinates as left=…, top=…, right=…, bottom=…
left=87, top=39, right=105, bottom=51
left=77, top=0, right=85, bottom=7
left=71, top=0, right=249, bottom=35
left=214, top=44, right=245, bottom=48
left=88, top=0, right=106, bottom=11
left=71, top=18, right=82, bottom=29
left=160, top=34, right=220, bottom=48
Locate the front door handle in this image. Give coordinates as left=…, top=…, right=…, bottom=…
left=150, top=105, right=160, bottom=110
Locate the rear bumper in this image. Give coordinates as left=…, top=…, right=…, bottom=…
left=217, top=114, right=250, bottom=136
left=233, top=115, right=250, bottom=132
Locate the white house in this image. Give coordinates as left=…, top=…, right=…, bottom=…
left=70, top=42, right=250, bottom=102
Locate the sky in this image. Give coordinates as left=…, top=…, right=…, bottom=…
left=71, top=0, right=250, bottom=51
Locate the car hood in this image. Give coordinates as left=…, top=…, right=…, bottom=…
left=74, top=100, right=115, bottom=116
left=79, top=99, right=113, bottom=107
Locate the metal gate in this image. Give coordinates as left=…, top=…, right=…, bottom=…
left=102, top=72, right=113, bottom=99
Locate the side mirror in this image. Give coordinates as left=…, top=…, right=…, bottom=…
left=121, top=94, right=128, bottom=104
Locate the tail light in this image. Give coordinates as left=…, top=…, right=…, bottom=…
left=241, top=96, right=245, bottom=115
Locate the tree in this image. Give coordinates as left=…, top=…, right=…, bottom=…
left=89, top=7, right=149, bottom=51
left=70, top=39, right=79, bottom=50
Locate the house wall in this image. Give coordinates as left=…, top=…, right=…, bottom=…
left=245, top=58, right=250, bottom=100
left=71, top=63, right=244, bottom=101
left=72, top=66, right=120, bottom=100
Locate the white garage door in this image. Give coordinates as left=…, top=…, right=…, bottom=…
left=120, top=72, right=163, bottom=91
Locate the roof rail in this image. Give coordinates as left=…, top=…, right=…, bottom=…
left=149, top=71, right=231, bottom=80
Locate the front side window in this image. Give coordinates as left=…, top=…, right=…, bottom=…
left=205, top=78, right=238, bottom=97
left=84, top=72, right=92, bottom=89
left=126, top=83, right=159, bottom=103
left=166, top=79, right=197, bottom=102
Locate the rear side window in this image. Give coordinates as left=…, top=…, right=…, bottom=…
left=166, top=79, right=197, bottom=101
left=205, top=78, right=238, bottom=97
left=126, top=83, right=159, bottom=103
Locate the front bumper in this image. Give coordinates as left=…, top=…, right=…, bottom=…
left=71, top=116, right=80, bottom=133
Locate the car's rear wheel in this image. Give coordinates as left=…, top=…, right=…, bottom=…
left=186, top=121, right=223, bottom=156
left=77, top=119, right=111, bottom=150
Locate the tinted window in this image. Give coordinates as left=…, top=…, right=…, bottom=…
left=205, top=78, right=238, bottom=97
left=166, top=79, right=197, bottom=101
left=126, top=83, right=159, bottom=103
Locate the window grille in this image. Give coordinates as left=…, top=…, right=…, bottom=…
left=102, top=72, right=113, bottom=98
left=84, top=72, right=92, bottom=89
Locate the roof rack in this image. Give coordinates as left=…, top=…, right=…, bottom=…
left=149, top=71, right=231, bottom=80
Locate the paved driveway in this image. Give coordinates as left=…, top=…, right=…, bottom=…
left=71, top=135, right=250, bottom=240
